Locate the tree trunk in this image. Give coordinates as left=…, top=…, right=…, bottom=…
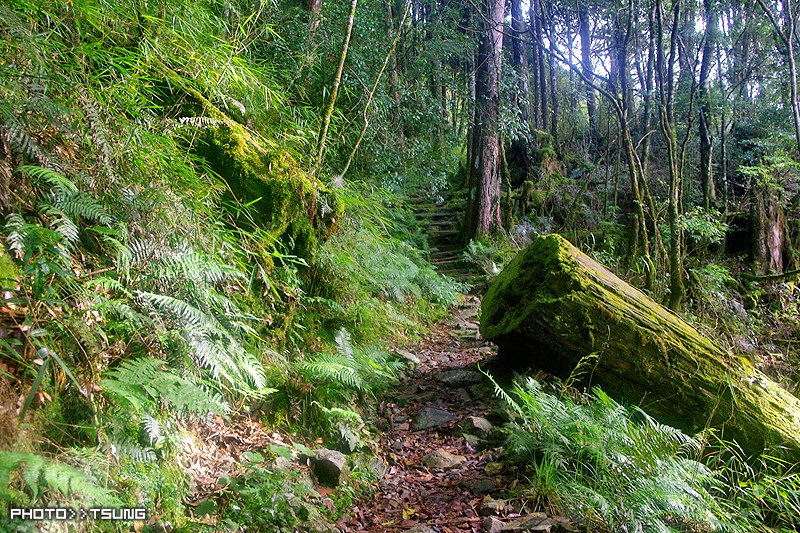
left=465, top=0, right=505, bottom=239
left=314, top=0, right=358, bottom=172
left=755, top=0, right=800, bottom=155
left=307, top=0, right=322, bottom=33
left=481, top=234, right=800, bottom=460
left=578, top=3, right=597, bottom=148
left=340, top=2, right=408, bottom=178
left=752, top=186, right=787, bottom=274
left=531, top=0, right=549, bottom=132
left=385, top=0, right=405, bottom=151
left=511, top=0, right=531, bottom=123
left=699, top=0, right=717, bottom=208
left=546, top=0, right=559, bottom=144
left=656, top=0, right=685, bottom=312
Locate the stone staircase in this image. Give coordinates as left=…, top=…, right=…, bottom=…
left=411, top=193, right=474, bottom=281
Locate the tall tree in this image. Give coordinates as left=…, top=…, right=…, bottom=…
left=465, top=0, right=505, bottom=239
left=530, top=0, right=549, bottom=131
left=578, top=2, right=597, bottom=148
left=314, top=0, right=358, bottom=172
left=307, top=0, right=322, bottom=33
left=546, top=0, right=560, bottom=143
left=698, top=0, right=717, bottom=208
left=655, top=0, right=686, bottom=311
left=511, top=0, right=531, bottom=123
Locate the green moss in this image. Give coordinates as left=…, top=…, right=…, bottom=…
left=0, top=247, right=19, bottom=289
left=193, top=121, right=335, bottom=260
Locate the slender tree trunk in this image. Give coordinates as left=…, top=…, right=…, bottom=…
left=340, top=2, right=409, bottom=178
left=511, top=0, right=531, bottom=123
left=307, top=0, right=322, bottom=33
left=315, top=0, right=358, bottom=172
left=639, top=0, right=657, bottom=178
left=578, top=3, right=597, bottom=148
left=716, top=41, right=729, bottom=210
left=385, top=0, right=405, bottom=151
left=531, top=0, right=549, bottom=132
left=466, top=0, right=505, bottom=239
left=698, top=0, right=716, bottom=208
left=465, top=52, right=477, bottom=190
left=656, top=0, right=685, bottom=312
left=546, top=1, right=559, bottom=144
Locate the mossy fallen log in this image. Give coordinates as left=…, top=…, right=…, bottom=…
left=481, top=234, right=800, bottom=458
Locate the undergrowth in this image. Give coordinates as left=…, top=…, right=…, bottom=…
left=497, top=377, right=800, bottom=532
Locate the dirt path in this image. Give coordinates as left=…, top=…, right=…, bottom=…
left=341, top=295, right=522, bottom=533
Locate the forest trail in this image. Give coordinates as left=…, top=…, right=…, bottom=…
left=342, top=296, right=572, bottom=532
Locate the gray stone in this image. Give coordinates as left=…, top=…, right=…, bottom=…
left=285, top=494, right=336, bottom=532
left=396, top=349, right=421, bottom=365
left=487, top=408, right=514, bottom=425
left=460, top=416, right=494, bottom=436
left=504, top=514, right=553, bottom=532
left=352, top=451, right=388, bottom=479
left=482, top=516, right=504, bottom=533
left=313, top=449, right=347, bottom=487
left=469, top=382, right=494, bottom=400
left=413, top=406, right=456, bottom=430
left=461, top=477, right=497, bottom=494
left=391, top=439, right=404, bottom=451
left=478, top=495, right=506, bottom=516
left=406, top=527, right=436, bottom=533
left=272, top=456, right=294, bottom=470
left=423, top=448, right=466, bottom=469
left=437, top=368, right=483, bottom=385
left=455, top=388, right=472, bottom=403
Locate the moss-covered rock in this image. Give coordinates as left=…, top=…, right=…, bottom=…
left=481, top=234, right=800, bottom=459
left=194, top=121, right=338, bottom=259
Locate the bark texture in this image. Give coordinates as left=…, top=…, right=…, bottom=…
left=465, top=0, right=504, bottom=239
left=481, top=234, right=800, bottom=458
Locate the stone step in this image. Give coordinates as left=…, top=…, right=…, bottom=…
left=421, top=220, right=457, bottom=228
left=415, top=212, right=451, bottom=218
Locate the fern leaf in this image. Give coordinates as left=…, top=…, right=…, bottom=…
left=16, top=165, right=78, bottom=195
left=0, top=452, right=120, bottom=506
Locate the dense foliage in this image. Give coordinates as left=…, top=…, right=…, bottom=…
left=3, top=0, right=800, bottom=530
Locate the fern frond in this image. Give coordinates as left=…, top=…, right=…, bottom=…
left=299, top=353, right=366, bottom=391
left=334, top=328, right=354, bottom=359
left=49, top=212, right=80, bottom=245
left=136, top=290, right=220, bottom=333
left=103, top=357, right=229, bottom=416
left=141, top=413, right=162, bottom=445
left=16, top=165, right=77, bottom=195
left=0, top=452, right=120, bottom=506
left=5, top=213, right=25, bottom=258
left=46, top=190, right=115, bottom=227
left=114, top=443, right=157, bottom=463
left=7, top=125, right=50, bottom=166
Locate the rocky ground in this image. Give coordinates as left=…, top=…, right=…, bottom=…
left=340, top=296, right=575, bottom=533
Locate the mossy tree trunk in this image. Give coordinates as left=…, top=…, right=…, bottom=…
left=481, top=234, right=800, bottom=459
